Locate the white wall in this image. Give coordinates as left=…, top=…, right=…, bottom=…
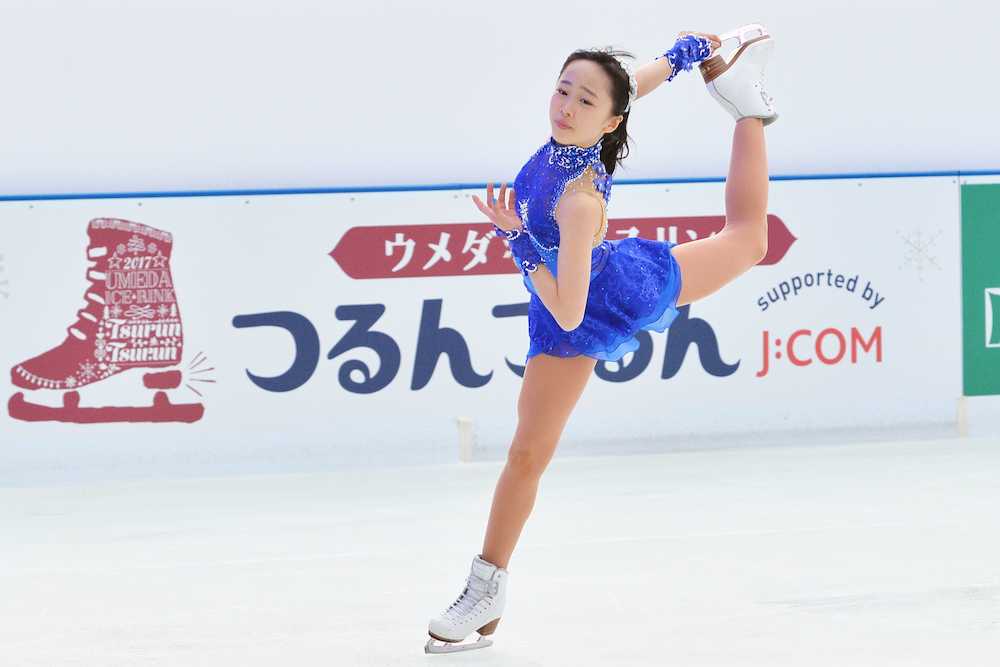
left=0, top=0, right=995, bottom=197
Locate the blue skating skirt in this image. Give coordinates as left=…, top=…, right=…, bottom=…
left=526, top=237, right=683, bottom=362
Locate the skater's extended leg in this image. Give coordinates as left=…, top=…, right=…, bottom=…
left=672, top=117, right=769, bottom=307
left=481, top=352, right=597, bottom=569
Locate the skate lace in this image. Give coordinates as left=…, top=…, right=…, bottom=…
left=442, top=573, right=495, bottom=621
left=68, top=245, right=109, bottom=341
left=753, top=78, right=775, bottom=108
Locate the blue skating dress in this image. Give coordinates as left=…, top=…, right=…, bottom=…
left=511, top=136, right=684, bottom=362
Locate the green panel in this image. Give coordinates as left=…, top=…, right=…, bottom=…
left=961, top=183, right=1000, bottom=395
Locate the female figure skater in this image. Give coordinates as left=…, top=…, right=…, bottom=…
left=425, top=24, right=778, bottom=654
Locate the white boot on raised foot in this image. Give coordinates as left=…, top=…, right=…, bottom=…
left=425, top=554, right=508, bottom=654
left=700, top=23, right=778, bottom=126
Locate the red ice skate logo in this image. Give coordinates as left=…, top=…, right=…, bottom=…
left=8, top=218, right=209, bottom=423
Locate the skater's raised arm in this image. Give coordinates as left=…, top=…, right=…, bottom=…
left=633, top=32, right=720, bottom=103
left=633, top=57, right=674, bottom=100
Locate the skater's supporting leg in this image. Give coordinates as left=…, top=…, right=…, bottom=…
left=672, top=117, right=769, bottom=307
left=481, top=352, right=597, bottom=569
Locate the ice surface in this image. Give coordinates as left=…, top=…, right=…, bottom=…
left=2, top=435, right=998, bottom=666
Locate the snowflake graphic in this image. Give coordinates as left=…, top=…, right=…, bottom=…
left=157, top=304, right=170, bottom=317
left=110, top=304, right=123, bottom=318
left=897, top=228, right=943, bottom=283
left=78, top=361, right=97, bottom=381
left=65, top=376, right=78, bottom=388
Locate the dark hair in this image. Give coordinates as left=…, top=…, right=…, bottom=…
left=559, top=47, right=635, bottom=177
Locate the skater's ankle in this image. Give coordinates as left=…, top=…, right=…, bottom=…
left=479, top=552, right=508, bottom=570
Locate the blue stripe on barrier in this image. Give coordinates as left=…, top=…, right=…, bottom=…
left=1, top=169, right=998, bottom=203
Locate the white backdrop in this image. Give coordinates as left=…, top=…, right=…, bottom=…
left=0, top=174, right=962, bottom=483
left=0, top=0, right=995, bottom=197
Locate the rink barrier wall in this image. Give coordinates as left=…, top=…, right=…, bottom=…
left=1, top=170, right=997, bottom=483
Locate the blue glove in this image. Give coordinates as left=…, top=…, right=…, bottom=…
left=494, top=224, right=543, bottom=276
left=662, top=35, right=713, bottom=82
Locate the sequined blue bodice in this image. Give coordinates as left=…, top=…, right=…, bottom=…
left=510, top=136, right=684, bottom=362
left=511, top=137, right=612, bottom=290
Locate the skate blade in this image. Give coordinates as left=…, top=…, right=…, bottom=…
left=717, top=23, right=770, bottom=48
left=7, top=390, right=204, bottom=423
left=425, top=636, right=493, bottom=654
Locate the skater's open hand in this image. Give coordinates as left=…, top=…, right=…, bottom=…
left=678, top=31, right=721, bottom=55
left=472, top=182, right=522, bottom=232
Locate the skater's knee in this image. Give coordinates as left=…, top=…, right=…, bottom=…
left=505, top=442, right=553, bottom=479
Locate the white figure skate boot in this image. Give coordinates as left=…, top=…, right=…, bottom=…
left=425, top=554, right=508, bottom=654
left=700, top=23, right=778, bottom=126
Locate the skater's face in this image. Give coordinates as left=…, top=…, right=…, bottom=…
left=551, top=59, right=623, bottom=148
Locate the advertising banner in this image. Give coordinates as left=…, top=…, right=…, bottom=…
left=961, top=183, right=1000, bottom=396
left=0, top=174, right=962, bottom=478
